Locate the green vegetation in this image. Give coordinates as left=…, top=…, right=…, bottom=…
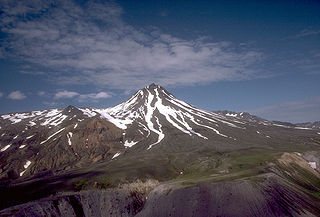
left=174, top=148, right=278, bottom=184
left=95, top=177, right=112, bottom=189
left=311, top=192, right=320, bottom=199
left=72, top=177, right=114, bottom=191
left=226, top=150, right=275, bottom=173
left=73, top=180, right=89, bottom=191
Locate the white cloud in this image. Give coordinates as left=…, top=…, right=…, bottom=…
left=92, top=92, right=111, bottom=99
left=54, top=90, right=79, bottom=99
left=0, top=0, right=263, bottom=90
left=8, top=90, right=26, bottom=100
left=37, top=91, right=46, bottom=96
left=78, top=91, right=112, bottom=102
left=248, top=96, right=320, bottom=123
left=54, top=90, right=112, bottom=102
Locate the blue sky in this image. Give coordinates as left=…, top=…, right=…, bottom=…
left=0, top=0, right=319, bottom=123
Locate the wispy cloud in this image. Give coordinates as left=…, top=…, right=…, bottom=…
left=248, top=96, right=320, bottom=123
left=54, top=90, right=112, bottom=102
left=20, top=70, right=45, bottom=75
left=0, top=0, right=263, bottom=90
left=37, top=91, right=46, bottom=96
left=78, top=92, right=111, bottom=102
left=294, top=28, right=320, bottom=38
left=7, top=90, right=26, bottom=100
left=284, top=28, right=320, bottom=40
left=54, top=90, right=79, bottom=99
left=0, top=92, right=3, bottom=98
left=277, top=51, right=320, bottom=75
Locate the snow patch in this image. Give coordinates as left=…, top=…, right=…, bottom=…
left=74, top=123, right=78, bottom=129
left=24, top=160, right=31, bottom=169
left=67, top=132, right=73, bottom=146
left=139, top=123, right=150, bottom=137
left=20, top=160, right=32, bottom=176
left=28, top=121, right=36, bottom=127
left=40, top=128, right=65, bottom=144
left=294, top=127, right=312, bottom=130
left=19, top=145, right=26, bottom=149
left=185, top=112, right=226, bottom=138
left=41, top=113, right=68, bottom=126
left=1, top=112, right=38, bottom=124
left=166, top=93, right=241, bottom=129
left=308, top=162, right=317, bottom=169
left=124, top=140, right=138, bottom=148
left=80, top=108, right=97, bottom=117
left=1, top=144, right=11, bottom=152
left=112, top=152, right=121, bottom=159
left=273, top=124, right=290, bottom=128
left=226, top=113, right=237, bottom=117
left=26, top=135, right=34, bottom=139
left=95, top=109, right=132, bottom=129
left=154, top=90, right=191, bottom=136
left=45, top=109, right=59, bottom=117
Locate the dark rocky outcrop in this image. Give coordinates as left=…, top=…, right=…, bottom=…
left=0, top=189, right=145, bottom=217
left=1, top=173, right=320, bottom=217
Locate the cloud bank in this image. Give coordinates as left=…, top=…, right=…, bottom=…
left=0, top=0, right=263, bottom=90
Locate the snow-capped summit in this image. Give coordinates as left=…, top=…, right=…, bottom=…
left=89, top=83, right=245, bottom=149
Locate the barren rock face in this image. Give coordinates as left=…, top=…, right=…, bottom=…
left=137, top=177, right=320, bottom=217
left=0, top=189, right=145, bottom=217
left=1, top=174, right=320, bottom=217
left=0, top=117, right=124, bottom=179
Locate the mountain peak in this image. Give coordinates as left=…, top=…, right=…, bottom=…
left=64, top=105, right=78, bottom=110
left=145, top=83, right=163, bottom=90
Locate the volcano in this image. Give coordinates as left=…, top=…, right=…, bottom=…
left=1, top=84, right=320, bottom=216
